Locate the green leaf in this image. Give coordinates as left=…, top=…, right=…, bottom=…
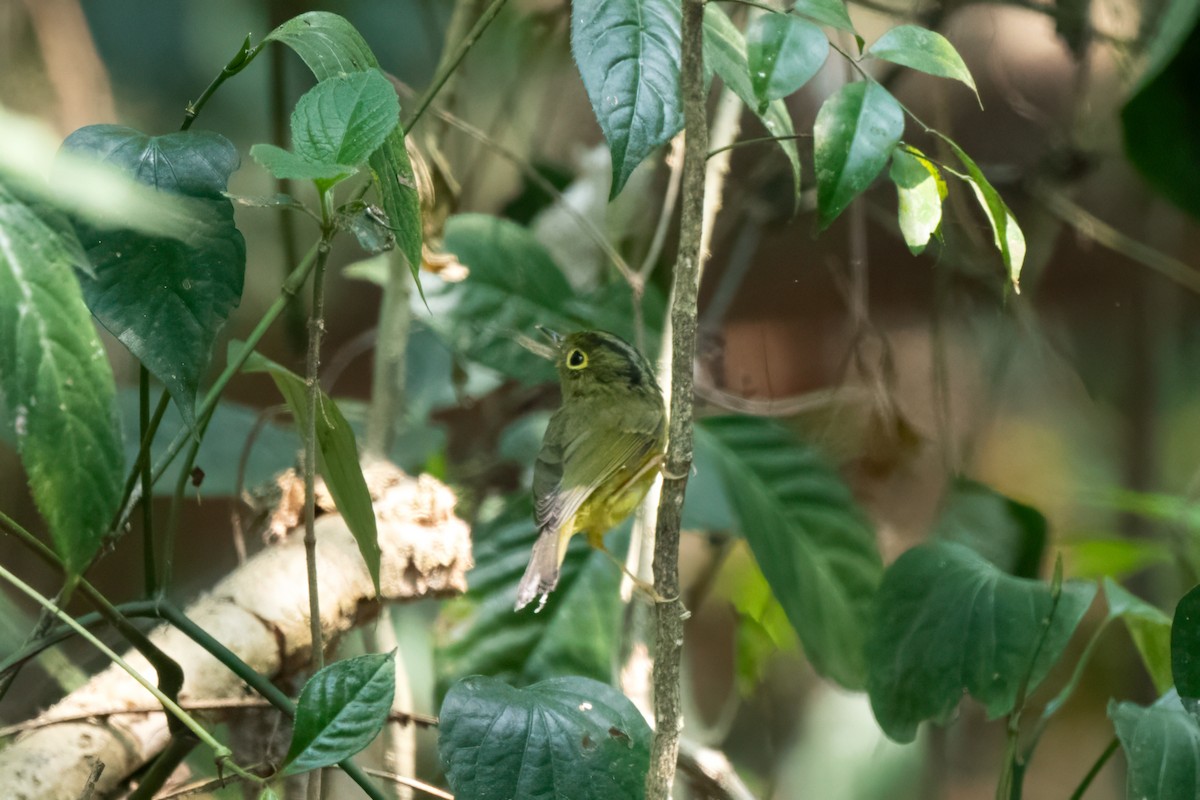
left=435, top=496, right=624, bottom=695
left=0, top=185, right=123, bottom=576
left=239, top=345, right=381, bottom=594
left=59, top=126, right=246, bottom=429
left=283, top=652, right=396, bottom=775
left=250, top=143, right=356, bottom=182
left=697, top=415, right=882, bottom=689
left=439, top=675, right=651, bottom=800
left=426, top=214, right=574, bottom=382
left=1172, top=582, right=1200, bottom=703
left=1104, top=578, right=1173, bottom=694
left=814, top=81, right=904, bottom=228
left=747, top=14, right=828, bottom=110
left=721, top=549, right=799, bottom=694
left=1064, top=535, right=1174, bottom=581
left=866, top=25, right=978, bottom=102
left=290, top=70, right=399, bottom=170
left=866, top=541, right=1096, bottom=743
left=933, top=477, right=1046, bottom=579
left=889, top=146, right=945, bottom=255
left=789, top=0, right=856, bottom=34
left=265, top=12, right=423, bottom=282
left=944, top=138, right=1025, bottom=291
left=1120, top=0, right=1200, bottom=220
left=1110, top=696, right=1200, bottom=800
left=571, top=0, right=684, bottom=197
left=702, top=5, right=802, bottom=204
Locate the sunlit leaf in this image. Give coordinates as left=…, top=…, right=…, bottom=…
left=944, top=138, right=1025, bottom=291
left=571, top=0, right=684, bottom=197
left=866, top=541, right=1096, bottom=743
left=1105, top=578, right=1173, bottom=694
left=0, top=185, right=123, bottom=576
left=889, top=146, right=945, bottom=255
left=439, top=675, right=651, bottom=800
left=814, top=81, right=904, bottom=228
left=866, top=26, right=978, bottom=102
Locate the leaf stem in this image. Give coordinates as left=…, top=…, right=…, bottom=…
left=138, top=366, right=157, bottom=595
left=705, top=133, right=806, bottom=161
left=404, top=0, right=512, bottom=132
left=1068, top=735, right=1119, bottom=800
left=646, top=0, right=708, bottom=795
left=181, top=34, right=262, bottom=131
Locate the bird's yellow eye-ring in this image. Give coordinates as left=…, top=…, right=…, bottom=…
left=567, top=349, right=588, bottom=370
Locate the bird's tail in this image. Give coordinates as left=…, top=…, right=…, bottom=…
left=515, top=528, right=561, bottom=612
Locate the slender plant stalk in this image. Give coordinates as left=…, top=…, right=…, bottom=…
left=365, top=252, right=412, bottom=457
left=139, top=366, right=157, bottom=595
left=1068, top=736, right=1119, bottom=800
left=646, top=0, right=708, bottom=794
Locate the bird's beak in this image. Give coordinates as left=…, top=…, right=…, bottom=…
left=536, top=325, right=564, bottom=347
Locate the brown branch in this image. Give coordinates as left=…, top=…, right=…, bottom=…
left=646, top=0, right=708, bottom=795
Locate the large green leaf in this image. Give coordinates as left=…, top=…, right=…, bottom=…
left=866, top=26, right=978, bottom=102
left=435, top=496, right=624, bottom=696
left=571, top=0, right=684, bottom=197
left=746, top=14, right=828, bottom=111
left=283, top=652, right=396, bottom=775
left=290, top=69, right=399, bottom=170
left=1120, top=0, right=1200, bottom=220
left=888, top=146, right=945, bottom=255
left=1110, top=694, right=1200, bottom=800
left=0, top=185, right=123, bottom=576
left=943, top=138, right=1025, bottom=290
left=439, top=675, right=651, bottom=800
left=59, top=125, right=246, bottom=428
left=865, top=541, right=1096, bottom=743
left=1105, top=578, right=1173, bottom=694
left=813, top=81, right=904, bottom=228
left=933, top=477, right=1046, bottom=579
left=697, top=415, right=882, bottom=689
left=1172, top=582, right=1200, bottom=703
left=265, top=12, right=422, bottom=280
left=239, top=346, right=381, bottom=594
left=703, top=5, right=802, bottom=203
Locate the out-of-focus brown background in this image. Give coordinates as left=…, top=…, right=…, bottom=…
left=2, top=0, right=1198, bottom=797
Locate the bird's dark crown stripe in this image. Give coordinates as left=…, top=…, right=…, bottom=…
left=589, top=332, right=648, bottom=369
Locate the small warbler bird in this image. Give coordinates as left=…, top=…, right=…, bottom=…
left=515, top=328, right=667, bottom=612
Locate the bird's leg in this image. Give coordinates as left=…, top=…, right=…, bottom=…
left=588, top=532, right=676, bottom=604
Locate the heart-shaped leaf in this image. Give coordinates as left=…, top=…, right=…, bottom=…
left=814, top=81, right=904, bottom=228
left=1172, top=582, right=1200, bottom=704
left=933, top=477, right=1045, bottom=579
left=747, top=14, right=829, bottom=110
left=697, top=415, right=882, bottom=689
left=59, top=125, right=246, bottom=428
left=1110, top=694, right=1200, bottom=800
left=866, top=541, right=1096, bottom=743
left=439, top=675, right=651, bottom=800
left=571, top=0, right=684, bottom=197
left=284, top=652, right=396, bottom=774
left=0, top=186, right=123, bottom=576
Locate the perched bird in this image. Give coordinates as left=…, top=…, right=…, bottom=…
left=514, top=328, right=667, bottom=612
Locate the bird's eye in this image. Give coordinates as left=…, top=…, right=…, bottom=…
left=567, top=349, right=587, bottom=369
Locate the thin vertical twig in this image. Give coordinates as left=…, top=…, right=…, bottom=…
left=646, top=0, right=708, bottom=794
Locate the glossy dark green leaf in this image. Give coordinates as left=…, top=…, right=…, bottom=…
left=0, top=185, right=123, bottom=576
left=284, top=652, right=396, bottom=774
left=1105, top=578, right=1173, bottom=694
left=290, top=69, right=399, bottom=170
left=814, top=81, right=904, bottom=228
left=1110, top=695, right=1200, bottom=800
left=571, top=0, right=684, bottom=197
left=439, top=675, right=651, bottom=800
left=933, top=477, right=1046, bottom=579
left=425, top=214, right=574, bottom=382
left=1172, top=582, right=1200, bottom=703
left=747, top=14, right=828, bottom=110
left=703, top=5, right=802, bottom=203
left=866, top=26, right=978, bottom=101
left=266, top=12, right=422, bottom=281
left=59, top=125, right=246, bottom=428
left=944, top=138, right=1025, bottom=290
left=889, top=146, right=945, bottom=255
left=789, top=0, right=856, bottom=34
left=1120, top=0, right=1200, bottom=220
left=697, top=415, right=882, bottom=689
left=240, top=346, right=381, bottom=594
left=866, top=541, right=1096, bottom=743
left=435, top=496, right=624, bottom=696
left=250, top=143, right=355, bottom=182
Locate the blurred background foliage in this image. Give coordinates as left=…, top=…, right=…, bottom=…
left=2, top=0, right=1200, bottom=798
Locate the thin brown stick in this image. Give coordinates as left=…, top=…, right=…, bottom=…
left=363, top=768, right=456, bottom=800
left=646, top=0, right=708, bottom=795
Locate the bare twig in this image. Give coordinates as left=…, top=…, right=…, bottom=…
left=363, top=768, right=456, bottom=800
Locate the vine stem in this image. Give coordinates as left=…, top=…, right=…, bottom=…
left=646, top=0, right=708, bottom=794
